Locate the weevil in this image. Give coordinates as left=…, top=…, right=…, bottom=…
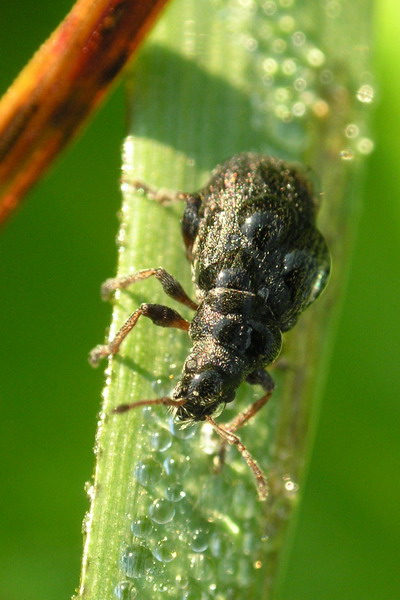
left=90, top=153, right=330, bottom=499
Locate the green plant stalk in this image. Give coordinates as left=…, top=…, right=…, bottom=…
left=76, top=1, right=373, bottom=598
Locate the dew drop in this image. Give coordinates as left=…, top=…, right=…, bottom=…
left=325, top=0, right=342, bottom=19
left=175, top=574, right=190, bottom=590
left=357, top=137, right=374, bottom=155
left=339, top=148, right=354, bottom=161
left=279, top=15, right=295, bottom=33
left=263, top=1, right=277, bottom=16
left=236, top=557, right=251, bottom=587
left=181, top=582, right=211, bottom=600
left=307, top=47, right=325, bottom=67
left=275, top=104, right=292, bottom=122
left=262, top=73, right=274, bottom=87
left=245, top=37, right=258, bottom=51
left=152, top=581, right=170, bottom=594
left=131, top=516, right=153, bottom=539
left=121, top=545, right=154, bottom=578
left=191, top=530, right=209, bottom=553
left=242, top=531, right=256, bottom=555
left=275, top=87, right=290, bottom=102
left=149, top=498, right=176, bottom=524
left=272, top=38, right=287, bottom=53
left=292, top=102, right=306, bottom=117
left=259, top=23, right=274, bottom=41
left=134, top=458, right=162, bottom=487
left=345, top=123, right=360, bottom=139
left=293, top=77, right=307, bottom=91
left=165, top=483, right=186, bottom=502
left=189, top=553, right=213, bottom=581
left=284, top=477, right=299, bottom=495
left=81, top=511, right=91, bottom=535
left=150, top=429, right=173, bottom=452
left=84, top=479, right=95, bottom=497
left=199, top=421, right=219, bottom=455
left=320, top=69, right=334, bottom=84
left=114, top=580, right=138, bottom=600
left=152, top=538, right=177, bottom=563
left=356, top=84, right=374, bottom=104
left=163, top=454, right=189, bottom=477
left=262, top=57, right=278, bottom=75
left=282, top=58, right=297, bottom=76
left=120, top=181, right=131, bottom=196
left=142, top=406, right=155, bottom=423
left=311, top=99, right=329, bottom=118
left=232, top=483, right=256, bottom=520
left=209, top=532, right=232, bottom=558
left=169, top=418, right=197, bottom=441
left=218, top=554, right=236, bottom=579
left=151, top=377, right=170, bottom=395
left=292, top=31, right=306, bottom=46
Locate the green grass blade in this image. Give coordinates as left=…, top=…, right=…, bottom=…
left=76, top=1, right=373, bottom=598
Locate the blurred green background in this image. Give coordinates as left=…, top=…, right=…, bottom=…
left=0, top=2, right=399, bottom=599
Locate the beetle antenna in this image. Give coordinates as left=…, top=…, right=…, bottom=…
left=112, top=397, right=186, bottom=414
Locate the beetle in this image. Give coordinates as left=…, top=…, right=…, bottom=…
left=90, top=153, right=330, bottom=499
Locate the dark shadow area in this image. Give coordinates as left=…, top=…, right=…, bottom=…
left=128, top=44, right=288, bottom=173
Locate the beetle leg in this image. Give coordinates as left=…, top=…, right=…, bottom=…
left=222, top=390, right=273, bottom=435
left=122, top=179, right=189, bottom=205
left=225, top=369, right=275, bottom=433
left=206, top=416, right=268, bottom=501
left=101, top=267, right=197, bottom=310
left=122, top=176, right=202, bottom=262
left=89, top=303, right=190, bottom=366
left=214, top=369, right=275, bottom=483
